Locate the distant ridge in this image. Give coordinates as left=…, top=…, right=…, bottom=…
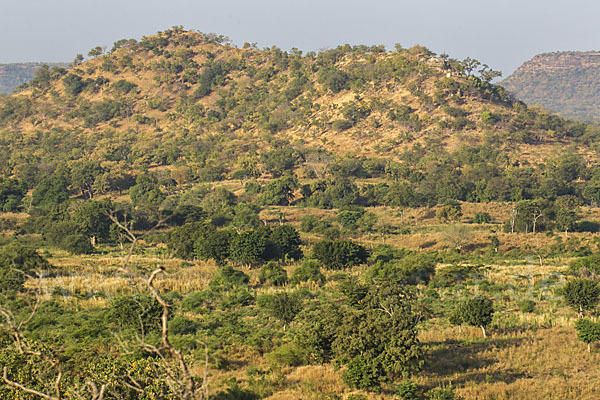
left=501, top=51, right=600, bottom=123
left=0, top=62, right=68, bottom=94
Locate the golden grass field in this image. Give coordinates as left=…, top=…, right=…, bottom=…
left=14, top=199, right=597, bottom=400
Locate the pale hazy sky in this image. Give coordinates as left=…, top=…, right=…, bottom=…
left=1, top=0, right=598, bottom=76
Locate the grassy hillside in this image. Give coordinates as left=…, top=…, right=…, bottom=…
left=2, top=28, right=600, bottom=400
left=501, top=51, right=600, bottom=123
left=1, top=28, right=598, bottom=184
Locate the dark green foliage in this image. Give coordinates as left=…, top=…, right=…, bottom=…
left=195, top=60, right=228, bottom=98
left=336, top=283, right=423, bottom=390
left=427, top=384, right=458, bottom=400
left=258, top=261, right=288, bottom=286
left=200, top=187, right=237, bottom=218
left=437, top=203, right=462, bottom=222
left=106, top=294, right=163, bottom=333
left=168, top=316, right=198, bottom=335
left=129, top=174, right=165, bottom=206
left=112, top=79, right=137, bottom=94
left=295, top=282, right=423, bottom=391
left=294, top=302, right=344, bottom=363
left=168, top=221, right=213, bottom=260
left=332, top=119, right=353, bottom=131
left=181, top=290, right=210, bottom=312
left=396, top=381, right=420, bottom=400
left=291, top=259, right=325, bottom=285
left=261, top=147, right=303, bottom=178
left=473, top=212, right=491, bottom=224
left=568, top=253, right=600, bottom=277
left=231, top=203, right=262, bottom=231
left=60, top=233, right=94, bottom=254
left=229, top=228, right=271, bottom=265
left=168, top=204, right=206, bottom=226
left=259, top=174, right=298, bottom=206
left=561, top=278, right=600, bottom=315
left=0, top=178, right=26, bottom=212
left=312, top=240, right=369, bottom=270
left=195, top=229, right=233, bottom=266
left=337, top=208, right=365, bottom=230
left=0, top=242, right=51, bottom=293
left=517, top=299, right=536, bottom=313
left=318, top=67, right=349, bottom=93
left=270, top=225, right=303, bottom=262
left=209, top=265, right=250, bottom=291
left=300, top=215, right=319, bottom=232
left=257, top=291, right=303, bottom=324
left=32, top=175, right=70, bottom=207
left=62, top=74, right=86, bottom=95
left=429, top=264, right=482, bottom=288
left=366, top=253, right=437, bottom=285
left=70, top=160, right=104, bottom=199
left=71, top=200, right=113, bottom=242
left=449, top=296, right=494, bottom=336
left=303, top=178, right=360, bottom=209
left=575, top=318, right=600, bottom=351
left=342, top=355, right=386, bottom=392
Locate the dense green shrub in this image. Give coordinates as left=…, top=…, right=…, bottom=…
left=195, top=229, right=234, bottom=266
left=291, top=259, right=326, bottom=285
left=0, top=242, right=51, bottom=293
left=61, top=233, right=94, bottom=254
left=258, top=262, right=288, bottom=286
left=473, top=211, right=491, bottom=223
left=106, top=294, right=163, bottom=333
left=257, top=291, right=303, bottom=325
left=312, top=240, right=369, bottom=270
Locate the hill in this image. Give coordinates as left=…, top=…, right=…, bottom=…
left=0, top=62, right=68, bottom=94
left=3, top=28, right=600, bottom=400
left=1, top=27, right=598, bottom=187
left=501, top=51, right=600, bottom=123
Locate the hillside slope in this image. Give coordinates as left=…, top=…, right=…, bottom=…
left=0, top=62, right=68, bottom=94
left=0, top=28, right=597, bottom=184
left=501, top=51, right=600, bottom=123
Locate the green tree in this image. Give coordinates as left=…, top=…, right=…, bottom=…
left=575, top=318, right=600, bottom=353
left=449, top=296, right=495, bottom=337
left=259, top=174, right=299, bottom=206
left=32, top=175, right=70, bottom=208
left=313, top=240, right=369, bottom=270
left=72, top=200, right=113, bottom=243
left=257, top=291, right=303, bottom=325
left=129, top=174, right=165, bottom=207
left=562, top=278, right=600, bottom=316
left=334, top=282, right=423, bottom=390
left=229, top=227, right=273, bottom=266
left=270, top=225, right=303, bottom=262
left=195, top=229, right=234, bottom=266
left=168, top=221, right=214, bottom=260
left=0, top=178, right=26, bottom=212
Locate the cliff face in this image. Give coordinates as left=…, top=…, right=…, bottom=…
left=501, top=52, right=600, bottom=123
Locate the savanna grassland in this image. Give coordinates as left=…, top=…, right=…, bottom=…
left=1, top=27, right=600, bottom=400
